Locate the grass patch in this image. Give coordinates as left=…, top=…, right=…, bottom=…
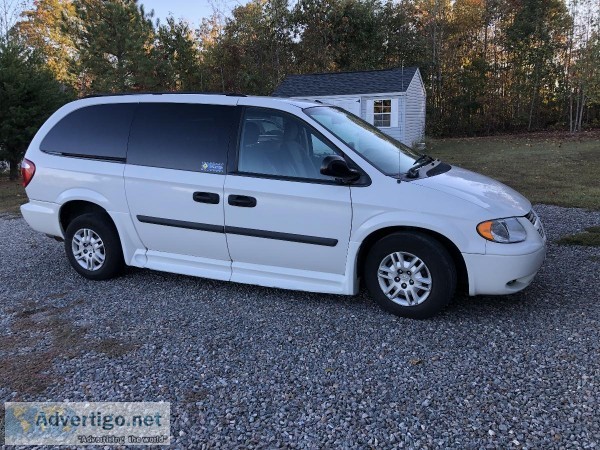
left=428, top=132, right=600, bottom=210
left=0, top=174, right=25, bottom=215
left=0, top=299, right=139, bottom=395
left=557, top=226, right=600, bottom=247
left=0, top=301, right=86, bottom=394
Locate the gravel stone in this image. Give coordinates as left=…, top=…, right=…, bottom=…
left=0, top=204, right=599, bottom=448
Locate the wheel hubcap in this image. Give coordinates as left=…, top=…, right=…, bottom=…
left=377, top=251, right=432, bottom=306
left=72, top=228, right=105, bottom=271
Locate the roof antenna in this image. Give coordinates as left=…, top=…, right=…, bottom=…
left=401, top=60, right=404, bottom=92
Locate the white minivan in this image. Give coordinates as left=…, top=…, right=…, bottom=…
left=20, top=94, right=546, bottom=318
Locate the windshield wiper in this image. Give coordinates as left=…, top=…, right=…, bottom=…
left=407, top=154, right=434, bottom=178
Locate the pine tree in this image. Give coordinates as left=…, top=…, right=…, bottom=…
left=153, top=16, right=202, bottom=91
left=67, top=0, right=155, bottom=94
left=0, top=38, right=72, bottom=180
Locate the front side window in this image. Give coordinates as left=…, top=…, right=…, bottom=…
left=238, top=107, right=339, bottom=181
left=305, top=106, right=420, bottom=176
left=127, top=103, right=236, bottom=172
left=373, top=99, right=392, bottom=127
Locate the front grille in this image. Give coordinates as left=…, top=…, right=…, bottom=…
left=525, top=210, right=545, bottom=240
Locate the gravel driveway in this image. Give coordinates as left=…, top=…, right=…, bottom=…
left=1, top=204, right=599, bottom=449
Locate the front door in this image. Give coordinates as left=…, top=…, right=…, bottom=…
left=224, top=106, right=353, bottom=292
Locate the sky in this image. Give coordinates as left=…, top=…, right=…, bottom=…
left=140, top=0, right=249, bottom=25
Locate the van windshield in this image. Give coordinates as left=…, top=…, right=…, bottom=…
left=304, top=106, right=421, bottom=176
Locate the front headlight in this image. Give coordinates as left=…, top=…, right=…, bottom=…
left=477, top=217, right=527, bottom=243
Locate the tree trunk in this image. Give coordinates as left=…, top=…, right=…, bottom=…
left=577, top=90, right=586, bottom=132
left=566, top=7, right=575, bottom=134
left=574, top=86, right=581, bottom=132
left=220, top=65, right=225, bottom=92
left=528, top=87, right=537, bottom=132
left=9, top=159, right=19, bottom=181
left=569, top=90, right=573, bottom=133
left=528, top=68, right=540, bottom=132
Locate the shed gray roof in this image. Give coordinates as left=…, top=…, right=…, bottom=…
left=272, top=67, right=418, bottom=97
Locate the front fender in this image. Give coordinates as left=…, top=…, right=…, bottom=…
left=341, top=211, right=485, bottom=296
left=350, top=210, right=485, bottom=254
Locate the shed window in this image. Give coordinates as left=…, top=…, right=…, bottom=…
left=373, top=99, right=392, bottom=127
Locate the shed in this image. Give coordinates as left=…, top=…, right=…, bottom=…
left=272, top=67, right=426, bottom=147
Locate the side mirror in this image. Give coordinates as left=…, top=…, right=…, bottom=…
left=320, top=155, right=361, bottom=183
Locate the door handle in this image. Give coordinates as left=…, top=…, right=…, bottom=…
left=228, top=195, right=257, bottom=208
left=193, top=191, right=220, bottom=204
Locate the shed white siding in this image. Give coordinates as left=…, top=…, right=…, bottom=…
left=403, top=70, right=426, bottom=146
left=316, top=97, right=361, bottom=116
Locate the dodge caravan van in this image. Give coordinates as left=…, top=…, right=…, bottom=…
left=20, top=94, right=546, bottom=318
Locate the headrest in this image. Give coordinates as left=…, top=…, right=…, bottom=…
left=243, top=122, right=260, bottom=145
left=283, top=120, right=299, bottom=140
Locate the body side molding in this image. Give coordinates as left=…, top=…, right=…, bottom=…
left=136, top=215, right=338, bottom=247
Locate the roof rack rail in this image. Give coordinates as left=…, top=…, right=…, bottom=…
left=83, top=91, right=247, bottom=99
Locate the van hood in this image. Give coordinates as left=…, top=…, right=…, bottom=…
left=413, top=166, right=531, bottom=217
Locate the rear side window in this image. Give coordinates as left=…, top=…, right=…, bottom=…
left=127, top=103, right=236, bottom=173
left=40, top=104, right=136, bottom=160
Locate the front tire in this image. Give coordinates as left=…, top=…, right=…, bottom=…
left=364, top=232, right=456, bottom=319
left=64, top=213, right=124, bottom=280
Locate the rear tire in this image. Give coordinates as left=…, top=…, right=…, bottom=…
left=64, top=213, right=124, bottom=280
left=364, top=232, right=456, bottom=319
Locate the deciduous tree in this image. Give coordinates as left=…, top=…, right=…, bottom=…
left=17, top=0, right=76, bottom=86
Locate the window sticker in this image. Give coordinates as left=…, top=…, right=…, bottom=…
left=200, top=162, right=225, bottom=173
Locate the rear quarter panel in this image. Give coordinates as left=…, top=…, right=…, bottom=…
left=22, top=97, right=144, bottom=264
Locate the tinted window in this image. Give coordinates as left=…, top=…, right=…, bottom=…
left=40, top=104, right=136, bottom=160
left=238, top=107, right=338, bottom=180
left=128, top=103, right=236, bottom=173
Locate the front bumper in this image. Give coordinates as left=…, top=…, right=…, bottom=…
left=463, top=245, right=546, bottom=296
